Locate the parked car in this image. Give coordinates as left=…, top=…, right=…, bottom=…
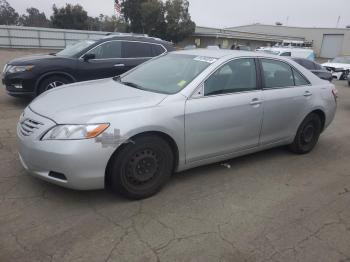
left=291, top=58, right=333, bottom=82
left=2, top=35, right=174, bottom=97
left=258, top=47, right=316, bottom=61
left=322, top=56, right=350, bottom=80
left=17, top=50, right=337, bottom=199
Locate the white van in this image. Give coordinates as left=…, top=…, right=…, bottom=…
left=258, top=47, right=316, bottom=61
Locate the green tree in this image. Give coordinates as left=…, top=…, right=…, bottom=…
left=18, top=7, right=49, bottom=27
left=140, top=0, right=166, bottom=38
left=121, top=0, right=145, bottom=33
left=99, top=15, right=127, bottom=32
left=164, top=0, right=195, bottom=43
left=50, top=4, right=89, bottom=30
left=0, top=0, right=19, bottom=25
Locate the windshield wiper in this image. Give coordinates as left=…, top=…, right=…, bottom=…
left=120, top=81, right=145, bottom=91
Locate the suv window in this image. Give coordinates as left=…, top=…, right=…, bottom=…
left=151, top=44, right=166, bottom=56
left=293, top=68, right=309, bottom=86
left=301, top=59, right=316, bottom=70
left=86, top=41, right=121, bottom=59
left=204, top=58, right=257, bottom=96
left=261, top=59, right=294, bottom=88
left=280, top=52, right=291, bottom=56
left=122, top=41, right=162, bottom=58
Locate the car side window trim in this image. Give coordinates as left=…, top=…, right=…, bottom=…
left=258, top=57, right=311, bottom=90
left=80, top=40, right=167, bottom=60
left=189, top=57, right=262, bottom=99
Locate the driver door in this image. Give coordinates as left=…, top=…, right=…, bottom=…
left=185, top=58, right=263, bottom=163
left=77, top=40, right=126, bottom=81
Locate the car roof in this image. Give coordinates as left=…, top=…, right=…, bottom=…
left=174, top=49, right=256, bottom=58
left=173, top=49, right=279, bottom=59
left=99, top=35, right=173, bottom=46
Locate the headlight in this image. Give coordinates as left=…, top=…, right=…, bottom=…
left=7, top=65, right=34, bottom=74
left=41, top=124, right=109, bottom=140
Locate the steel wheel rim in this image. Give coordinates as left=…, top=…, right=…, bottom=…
left=301, top=124, right=315, bottom=144
left=125, top=148, right=160, bottom=187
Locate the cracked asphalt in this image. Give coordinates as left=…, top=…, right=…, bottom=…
left=1, top=49, right=350, bottom=262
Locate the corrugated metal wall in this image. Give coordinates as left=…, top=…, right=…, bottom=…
left=0, top=25, right=112, bottom=49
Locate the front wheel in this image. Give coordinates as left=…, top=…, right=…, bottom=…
left=109, top=135, right=174, bottom=200
left=37, top=75, right=71, bottom=96
left=289, top=113, right=322, bottom=154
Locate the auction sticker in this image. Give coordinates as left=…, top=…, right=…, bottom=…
left=194, top=56, right=217, bottom=64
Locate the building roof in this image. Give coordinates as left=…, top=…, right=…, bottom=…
left=226, top=23, right=350, bottom=31
left=194, top=26, right=305, bottom=43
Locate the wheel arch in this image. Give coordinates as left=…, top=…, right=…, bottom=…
left=34, top=71, right=76, bottom=95
left=104, top=130, right=180, bottom=188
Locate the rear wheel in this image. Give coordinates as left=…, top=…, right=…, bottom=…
left=37, top=75, right=71, bottom=95
left=289, top=113, right=322, bottom=154
left=109, top=135, right=174, bottom=200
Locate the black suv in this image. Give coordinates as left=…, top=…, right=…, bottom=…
left=291, top=58, right=333, bottom=82
left=2, top=35, right=174, bottom=97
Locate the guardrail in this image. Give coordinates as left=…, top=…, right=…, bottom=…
left=0, top=25, right=112, bottom=49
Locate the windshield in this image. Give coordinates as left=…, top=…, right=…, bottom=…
left=56, top=40, right=96, bottom=57
left=120, top=54, right=214, bottom=94
left=331, top=57, right=350, bottom=64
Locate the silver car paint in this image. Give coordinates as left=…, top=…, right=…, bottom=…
left=17, top=50, right=337, bottom=190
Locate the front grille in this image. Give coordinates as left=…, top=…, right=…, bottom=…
left=20, top=118, right=43, bottom=136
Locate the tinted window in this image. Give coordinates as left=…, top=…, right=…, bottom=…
left=86, top=41, right=121, bottom=59
left=301, top=59, right=316, bottom=70
left=280, top=52, right=291, bottom=56
left=314, top=63, right=324, bottom=70
left=123, top=41, right=154, bottom=58
left=151, top=44, right=166, bottom=56
left=261, top=59, right=294, bottom=88
left=293, top=69, right=309, bottom=86
left=205, top=58, right=257, bottom=96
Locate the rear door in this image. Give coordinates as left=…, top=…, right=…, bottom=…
left=259, top=58, right=312, bottom=145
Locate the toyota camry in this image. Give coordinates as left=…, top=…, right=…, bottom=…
left=17, top=50, right=337, bottom=199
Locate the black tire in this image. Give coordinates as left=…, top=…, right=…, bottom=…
left=37, top=75, right=71, bottom=95
left=109, top=135, right=174, bottom=200
left=289, top=113, right=322, bottom=154
left=348, top=81, right=350, bottom=87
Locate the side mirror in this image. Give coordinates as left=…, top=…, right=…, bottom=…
left=82, top=53, right=95, bottom=61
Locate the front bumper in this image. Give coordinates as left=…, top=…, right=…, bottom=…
left=17, top=107, right=115, bottom=190
left=2, top=71, right=36, bottom=96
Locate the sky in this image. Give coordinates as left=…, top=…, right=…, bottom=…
left=7, top=0, right=350, bottom=29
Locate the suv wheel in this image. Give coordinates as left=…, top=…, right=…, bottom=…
left=37, top=76, right=71, bottom=95
left=289, top=113, right=322, bottom=154
left=109, top=135, right=174, bottom=200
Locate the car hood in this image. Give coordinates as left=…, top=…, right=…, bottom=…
left=322, top=62, right=350, bottom=70
left=29, top=78, right=168, bottom=123
left=8, top=54, right=68, bottom=65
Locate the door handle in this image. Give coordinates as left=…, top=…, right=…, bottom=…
left=304, top=91, right=312, bottom=97
left=114, top=64, right=125, bottom=67
left=250, top=98, right=262, bottom=106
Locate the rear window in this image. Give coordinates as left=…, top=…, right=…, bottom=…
left=122, top=41, right=165, bottom=58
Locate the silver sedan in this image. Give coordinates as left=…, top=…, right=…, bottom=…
left=17, top=50, right=337, bottom=199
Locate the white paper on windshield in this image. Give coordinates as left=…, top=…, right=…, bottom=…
left=193, top=56, right=217, bottom=64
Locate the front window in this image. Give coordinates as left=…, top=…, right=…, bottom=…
left=86, top=41, right=122, bottom=59
left=56, top=40, right=96, bottom=57
left=331, top=57, right=350, bottom=64
left=120, top=54, right=213, bottom=94
left=204, top=58, right=257, bottom=96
